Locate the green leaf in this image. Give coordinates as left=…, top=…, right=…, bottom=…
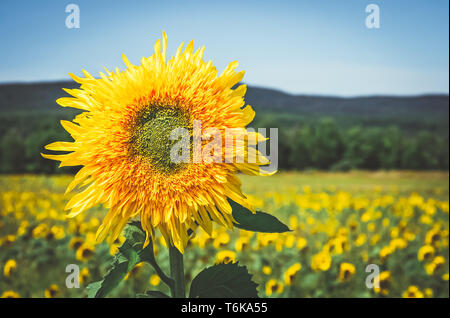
left=136, top=291, right=171, bottom=298
left=189, top=262, right=259, bottom=298
left=87, top=261, right=131, bottom=298
left=124, top=220, right=146, bottom=243
left=229, top=199, right=291, bottom=233
left=87, top=222, right=150, bottom=298
left=86, top=281, right=102, bottom=298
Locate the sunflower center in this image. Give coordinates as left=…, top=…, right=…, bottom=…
left=343, top=270, right=351, bottom=279
left=82, top=248, right=94, bottom=258
left=289, top=274, right=296, bottom=284
left=131, top=106, right=191, bottom=174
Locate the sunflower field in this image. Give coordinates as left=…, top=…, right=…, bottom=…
left=1, top=171, right=448, bottom=298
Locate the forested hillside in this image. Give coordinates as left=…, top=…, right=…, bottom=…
left=0, top=81, right=448, bottom=173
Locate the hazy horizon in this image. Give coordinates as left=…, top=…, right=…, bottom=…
left=1, top=79, right=449, bottom=99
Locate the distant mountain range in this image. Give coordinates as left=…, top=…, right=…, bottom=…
left=246, top=86, right=448, bottom=116
left=0, top=81, right=448, bottom=128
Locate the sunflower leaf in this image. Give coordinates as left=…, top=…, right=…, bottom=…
left=228, top=199, right=291, bottom=233
left=137, top=291, right=171, bottom=298
left=123, top=221, right=146, bottom=246
left=87, top=261, right=131, bottom=298
left=86, top=281, right=102, bottom=298
left=189, top=262, right=258, bottom=298
left=86, top=222, right=147, bottom=298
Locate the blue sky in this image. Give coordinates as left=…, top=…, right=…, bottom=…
left=0, top=0, right=448, bottom=96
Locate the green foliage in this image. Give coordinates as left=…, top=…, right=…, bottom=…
left=0, top=112, right=448, bottom=173
left=136, top=291, right=170, bottom=298
left=87, top=222, right=151, bottom=298
left=1, top=128, right=25, bottom=173
left=88, top=209, right=278, bottom=298
left=0, top=82, right=448, bottom=172
left=1, top=115, right=447, bottom=173
left=229, top=199, right=291, bottom=233
left=86, top=219, right=263, bottom=298
left=189, top=262, right=259, bottom=298
left=273, top=119, right=449, bottom=171
left=0, top=110, right=80, bottom=174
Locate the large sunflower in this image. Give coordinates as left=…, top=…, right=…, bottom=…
left=42, top=32, right=269, bottom=252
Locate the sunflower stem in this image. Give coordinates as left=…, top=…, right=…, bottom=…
left=168, top=244, right=185, bottom=298
left=146, top=247, right=174, bottom=290
left=142, top=233, right=175, bottom=290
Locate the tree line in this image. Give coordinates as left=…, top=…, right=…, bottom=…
left=0, top=114, right=448, bottom=174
